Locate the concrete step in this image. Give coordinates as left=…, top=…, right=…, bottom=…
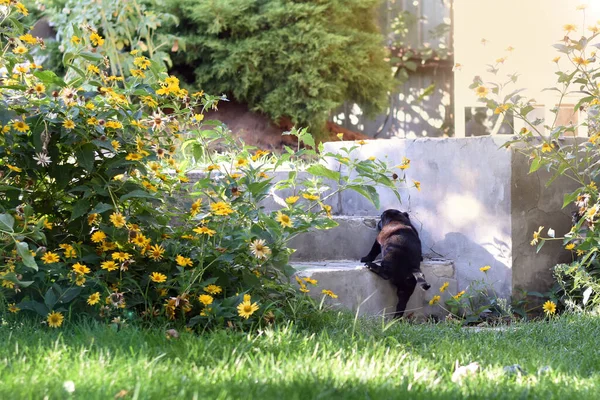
left=292, top=259, right=457, bottom=319
left=290, top=216, right=380, bottom=261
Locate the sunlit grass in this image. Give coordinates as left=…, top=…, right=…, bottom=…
left=0, top=313, right=598, bottom=399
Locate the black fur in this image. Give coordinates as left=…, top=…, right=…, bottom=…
left=361, top=209, right=430, bottom=318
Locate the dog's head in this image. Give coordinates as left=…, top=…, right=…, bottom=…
left=377, top=209, right=411, bottom=230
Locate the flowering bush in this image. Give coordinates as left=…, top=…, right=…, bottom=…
left=470, top=12, right=600, bottom=312
left=0, top=2, right=405, bottom=329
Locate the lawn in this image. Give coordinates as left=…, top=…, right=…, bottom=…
left=0, top=313, right=598, bottom=399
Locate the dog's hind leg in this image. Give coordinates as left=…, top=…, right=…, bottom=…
left=412, top=271, right=430, bottom=290
left=393, top=277, right=417, bottom=319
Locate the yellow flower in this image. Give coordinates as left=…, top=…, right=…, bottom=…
left=413, top=180, right=421, bottom=191
left=543, top=300, right=556, bottom=315
left=91, top=230, right=107, bottom=243
left=71, top=36, right=81, bottom=45
left=130, top=69, right=146, bottom=78
left=12, top=45, right=27, bottom=55
left=250, top=239, right=271, bottom=259
left=303, top=277, right=318, bottom=285
left=112, top=252, right=131, bottom=262
left=552, top=56, right=561, bottom=63
left=87, top=64, right=100, bottom=74
left=47, top=311, right=64, bottom=328
left=204, top=284, right=222, bottom=295
left=198, top=294, right=214, bottom=306
left=541, top=143, right=554, bottom=153
left=235, top=158, right=248, bottom=168
left=101, top=261, right=118, bottom=271
left=8, top=303, right=20, bottom=313
left=6, top=164, right=22, bottom=173
left=133, top=56, right=151, bottom=70
left=573, top=56, right=590, bottom=66
left=90, top=32, right=105, bottom=47
left=72, top=262, right=90, bottom=275
left=285, top=196, right=300, bottom=205
left=429, top=295, right=441, bottom=305
left=87, top=292, right=101, bottom=305
left=210, top=201, right=234, bottom=216
left=148, top=244, right=165, bottom=261
left=565, top=243, right=576, bottom=250
left=368, top=156, right=376, bottom=161
left=439, top=282, right=449, bottom=293
left=453, top=290, right=466, bottom=300
left=87, top=117, right=98, bottom=126
left=12, top=120, right=29, bottom=132
left=275, top=212, right=293, bottom=228
left=530, top=226, right=544, bottom=246
left=321, top=289, right=338, bottom=299
left=109, top=212, right=127, bottom=228
left=111, top=140, right=120, bottom=151
left=563, top=24, right=577, bottom=33
left=190, top=199, right=202, bottom=216
left=63, top=119, right=75, bottom=130
left=105, top=121, right=123, bottom=129
left=15, top=2, right=28, bottom=15
left=193, top=226, right=216, bottom=236
left=302, top=193, right=319, bottom=201
left=475, top=85, right=489, bottom=98
left=41, top=252, right=60, bottom=264
left=150, top=272, right=167, bottom=283
left=480, top=265, right=491, bottom=272
left=336, top=133, right=344, bottom=140
left=33, top=83, right=45, bottom=94
left=176, top=255, right=193, bottom=267
left=19, top=33, right=37, bottom=45
left=237, top=300, right=259, bottom=319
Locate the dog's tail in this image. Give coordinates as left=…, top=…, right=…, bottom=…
left=412, top=271, right=431, bottom=290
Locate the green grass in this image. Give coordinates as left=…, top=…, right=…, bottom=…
left=0, top=313, right=599, bottom=399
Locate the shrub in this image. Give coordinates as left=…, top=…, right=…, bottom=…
left=471, top=16, right=600, bottom=312
left=0, top=2, right=406, bottom=329
left=163, top=0, right=393, bottom=137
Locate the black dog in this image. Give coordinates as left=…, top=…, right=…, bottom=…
left=360, top=209, right=430, bottom=318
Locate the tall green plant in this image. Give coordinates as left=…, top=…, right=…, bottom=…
left=163, top=0, right=393, bottom=137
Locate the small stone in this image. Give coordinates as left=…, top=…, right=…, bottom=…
left=537, top=366, right=551, bottom=375
left=503, top=364, right=527, bottom=376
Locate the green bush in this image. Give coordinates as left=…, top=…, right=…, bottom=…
left=0, top=1, right=407, bottom=329
left=164, top=0, right=393, bottom=136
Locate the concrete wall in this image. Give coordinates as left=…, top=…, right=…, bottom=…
left=323, top=136, right=576, bottom=298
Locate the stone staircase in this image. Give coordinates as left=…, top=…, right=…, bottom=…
left=289, top=216, right=457, bottom=319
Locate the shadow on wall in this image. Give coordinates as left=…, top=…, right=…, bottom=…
left=427, top=231, right=511, bottom=297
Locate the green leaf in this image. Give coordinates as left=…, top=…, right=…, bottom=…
left=120, top=190, right=157, bottom=202
left=17, top=301, right=49, bottom=317
left=90, top=202, right=114, bottom=214
left=306, top=164, right=341, bottom=181
left=348, top=185, right=380, bottom=209
left=70, top=199, right=90, bottom=221
left=0, top=213, right=15, bottom=232
left=59, top=287, right=82, bottom=304
left=563, top=190, right=580, bottom=209
left=529, top=157, right=542, bottom=173
left=44, top=288, right=58, bottom=310
left=16, top=241, right=38, bottom=271
left=1, top=272, right=33, bottom=288
left=32, top=70, right=66, bottom=88
left=75, top=143, right=96, bottom=172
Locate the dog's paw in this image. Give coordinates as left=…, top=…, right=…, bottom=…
left=360, top=256, right=373, bottom=263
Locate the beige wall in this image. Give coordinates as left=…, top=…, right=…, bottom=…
left=454, top=0, right=600, bottom=137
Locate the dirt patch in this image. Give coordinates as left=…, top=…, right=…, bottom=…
left=204, top=100, right=372, bottom=151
